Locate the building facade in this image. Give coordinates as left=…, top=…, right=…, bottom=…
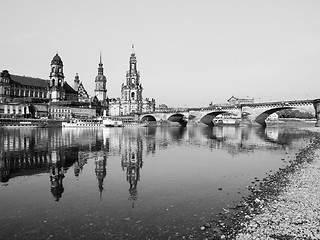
left=227, top=96, right=254, bottom=106
left=109, top=47, right=155, bottom=116
left=0, top=53, right=92, bottom=119
left=94, top=54, right=107, bottom=102
left=73, top=73, right=90, bottom=103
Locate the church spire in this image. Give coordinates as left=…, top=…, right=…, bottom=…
left=95, top=51, right=107, bottom=102
left=98, top=52, right=103, bottom=75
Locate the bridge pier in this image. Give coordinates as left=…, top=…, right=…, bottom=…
left=313, top=99, right=320, bottom=127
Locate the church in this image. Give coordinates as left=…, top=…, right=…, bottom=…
left=109, top=47, right=155, bottom=116
left=0, top=48, right=155, bottom=119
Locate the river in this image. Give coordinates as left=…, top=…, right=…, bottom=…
left=0, top=125, right=312, bottom=239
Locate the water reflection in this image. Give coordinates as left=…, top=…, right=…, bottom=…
left=0, top=127, right=307, bottom=202
left=0, top=125, right=313, bottom=239
left=0, top=126, right=310, bottom=201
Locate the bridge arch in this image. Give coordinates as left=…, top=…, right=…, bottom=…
left=200, top=111, right=226, bottom=126
left=255, top=107, right=294, bottom=127
left=141, top=115, right=157, bottom=122
left=167, top=113, right=188, bottom=126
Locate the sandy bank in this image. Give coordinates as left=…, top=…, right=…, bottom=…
left=203, top=128, right=320, bottom=240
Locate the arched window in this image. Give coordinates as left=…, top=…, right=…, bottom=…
left=131, top=92, right=135, bottom=100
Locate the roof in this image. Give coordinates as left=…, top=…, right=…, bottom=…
left=95, top=74, right=106, bottom=82
left=10, top=74, right=49, bottom=88
left=33, top=104, right=48, bottom=112
left=63, top=82, right=77, bottom=94
left=51, top=53, right=63, bottom=66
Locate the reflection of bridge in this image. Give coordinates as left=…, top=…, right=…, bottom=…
left=141, top=99, right=320, bottom=127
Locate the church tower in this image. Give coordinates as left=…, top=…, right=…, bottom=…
left=49, top=53, right=65, bottom=102
left=121, top=45, right=143, bottom=115
left=94, top=53, right=107, bottom=101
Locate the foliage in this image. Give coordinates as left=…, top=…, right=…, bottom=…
left=277, top=109, right=314, bottom=119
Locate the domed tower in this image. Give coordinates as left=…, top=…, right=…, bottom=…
left=121, top=45, right=143, bottom=115
left=94, top=53, right=107, bottom=101
left=49, top=53, right=65, bottom=102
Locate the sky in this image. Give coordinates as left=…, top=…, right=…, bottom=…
left=1, top=0, right=320, bottom=107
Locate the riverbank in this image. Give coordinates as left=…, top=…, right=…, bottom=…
left=203, top=127, right=320, bottom=240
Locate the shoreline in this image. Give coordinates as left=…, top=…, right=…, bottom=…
left=202, top=127, right=320, bottom=240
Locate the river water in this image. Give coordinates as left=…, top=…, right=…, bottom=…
left=0, top=125, right=312, bottom=239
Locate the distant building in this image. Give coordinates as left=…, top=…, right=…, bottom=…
left=73, top=73, right=90, bottom=103
left=266, top=112, right=279, bottom=121
left=0, top=53, right=92, bottom=118
left=109, top=46, right=155, bottom=116
left=94, top=54, right=107, bottom=102
left=0, top=53, right=89, bottom=104
left=227, top=96, right=254, bottom=105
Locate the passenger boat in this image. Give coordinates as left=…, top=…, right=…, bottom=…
left=213, top=118, right=241, bottom=126
left=62, top=119, right=102, bottom=128
left=0, top=118, right=48, bottom=128
left=122, top=120, right=149, bottom=127
left=102, top=118, right=124, bottom=127
left=62, top=118, right=124, bottom=128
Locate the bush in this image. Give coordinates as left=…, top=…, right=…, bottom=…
left=277, top=109, right=314, bottom=119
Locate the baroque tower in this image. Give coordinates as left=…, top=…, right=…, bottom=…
left=94, top=53, right=107, bottom=101
left=121, top=45, right=143, bottom=115
left=49, top=53, right=65, bottom=102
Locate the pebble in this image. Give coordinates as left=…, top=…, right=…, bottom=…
left=235, top=135, right=320, bottom=239
left=204, top=131, right=320, bottom=240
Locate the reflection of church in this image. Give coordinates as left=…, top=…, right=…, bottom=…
left=121, top=133, right=143, bottom=207
left=95, top=155, right=107, bottom=199
left=49, top=152, right=65, bottom=202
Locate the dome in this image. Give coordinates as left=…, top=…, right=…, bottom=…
left=95, top=75, right=106, bottom=82
left=51, top=53, right=63, bottom=66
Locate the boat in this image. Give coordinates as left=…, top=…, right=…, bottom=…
left=102, top=118, right=123, bottom=127
left=62, top=118, right=123, bottom=128
left=213, top=118, right=241, bottom=126
left=0, top=118, right=48, bottom=128
left=62, top=119, right=102, bottom=128
left=121, top=119, right=150, bottom=127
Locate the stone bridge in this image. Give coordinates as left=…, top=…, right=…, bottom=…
left=140, top=99, right=320, bottom=127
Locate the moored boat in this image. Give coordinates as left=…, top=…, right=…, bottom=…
left=62, top=119, right=102, bottom=128
left=62, top=118, right=124, bottom=128
left=213, top=118, right=241, bottom=126
left=102, top=118, right=123, bottom=127
left=0, top=118, right=48, bottom=128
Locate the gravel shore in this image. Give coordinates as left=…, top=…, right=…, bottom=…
left=204, top=128, right=320, bottom=240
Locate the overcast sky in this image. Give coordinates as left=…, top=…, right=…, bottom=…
left=1, top=0, right=320, bottom=107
